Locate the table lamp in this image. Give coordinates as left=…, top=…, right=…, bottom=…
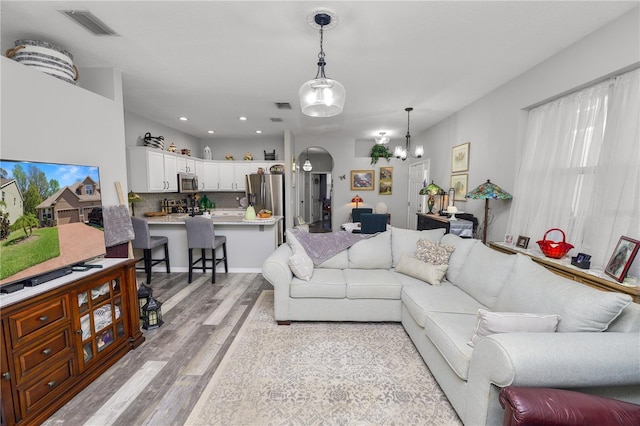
left=465, top=179, right=513, bottom=244
left=351, top=195, right=363, bottom=208
left=419, top=180, right=443, bottom=214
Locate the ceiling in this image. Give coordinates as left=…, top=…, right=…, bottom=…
left=2, top=1, right=637, bottom=144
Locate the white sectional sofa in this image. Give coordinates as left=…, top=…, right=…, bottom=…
left=261, top=227, right=640, bottom=425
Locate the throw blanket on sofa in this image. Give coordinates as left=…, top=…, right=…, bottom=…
left=290, top=229, right=374, bottom=265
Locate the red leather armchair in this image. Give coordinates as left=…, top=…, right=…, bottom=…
left=499, top=386, right=640, bottom=426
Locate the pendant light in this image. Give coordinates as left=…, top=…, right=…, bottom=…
left=299, top=11, right=346, bottom=118
left=375, top=132, right=390, bottom=145
left=303, top=148, right=313, bottom=172
left=394, top=107, right=424, bottom=161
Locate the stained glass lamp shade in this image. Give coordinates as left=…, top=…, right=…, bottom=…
left=465, top=179, right=513, bottom=243
left=419, top=181, right=443, bottom=214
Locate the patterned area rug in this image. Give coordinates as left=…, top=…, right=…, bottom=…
left=186, top=290, right=461, bottom=425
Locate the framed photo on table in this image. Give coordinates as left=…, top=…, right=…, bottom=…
left=451, top=142, right=470, bottom=173
left=605, top=236, right=640, bottom=282
left=351, top=170, right=375, bottom=191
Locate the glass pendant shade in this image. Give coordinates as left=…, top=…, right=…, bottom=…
left=299, top=78, right=345, bottom=117
left=302, top=159, right=313, bottom=171
left=375, top=132, right=390, bottom=145
left=414, top=145, right=424, bottom=158
left=394, top=145, right=407, bottom=160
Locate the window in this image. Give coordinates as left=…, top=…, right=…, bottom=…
left=507, top=68, right=639, bottom=270
left=85, top=184, right=94, bottom=195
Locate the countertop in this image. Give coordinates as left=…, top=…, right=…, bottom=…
left=143, top=210, right=282, bottom=226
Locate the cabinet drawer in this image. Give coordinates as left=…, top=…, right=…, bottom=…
left=9, top=296, right=69, bottom=346
left=19, top=359, right=74, bottom=416
left=15, top=328, right=72, bottom=383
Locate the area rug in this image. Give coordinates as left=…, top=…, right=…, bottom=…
left=186, top=290, right=461, bottom=425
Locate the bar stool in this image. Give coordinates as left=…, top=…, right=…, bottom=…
left=131, top=217, right=170, bottom=284
left=184, top=216, right=228, bottom=283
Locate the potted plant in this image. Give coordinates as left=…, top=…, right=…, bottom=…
left=370, top=144, right=392, bottom=164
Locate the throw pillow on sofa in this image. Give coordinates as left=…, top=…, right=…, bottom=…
left=395, top=253, right=448, bottom=285
left=415, top=239, right=455, bottom=265
left=288, top=252, right=314, bottom=281
left=390, top=227, right=446, bottom=267
left=285, top=229, right=315, bottom=281
left=468, top=309, right=560, bottom=347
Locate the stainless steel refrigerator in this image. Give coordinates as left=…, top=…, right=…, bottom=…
left=246, top=173, right=285, bottom=245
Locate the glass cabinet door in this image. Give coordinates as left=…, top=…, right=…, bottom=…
left=75, top=275, right=125, bottom=370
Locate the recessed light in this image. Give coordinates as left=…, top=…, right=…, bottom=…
left=238, top=116, right=248, bottom=121
left=255, top=130, right=263, bottom=134
left=207, top=130, right=215, bottom=134
left=179, top=116, right=188, bottom=121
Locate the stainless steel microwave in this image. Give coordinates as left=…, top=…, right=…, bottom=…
left=177, top=173, right=199, bottom=193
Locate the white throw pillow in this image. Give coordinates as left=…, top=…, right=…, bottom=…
left=468, top=309, right=560, bottom=347
left=288, top=252, right=314, bottom=281
left=395, top=253, right=448, bottom=286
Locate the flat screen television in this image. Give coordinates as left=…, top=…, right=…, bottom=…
left=0, top=159, right=106, bottom=289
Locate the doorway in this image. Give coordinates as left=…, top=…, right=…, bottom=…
left=297, top=147, right=333, bottom=233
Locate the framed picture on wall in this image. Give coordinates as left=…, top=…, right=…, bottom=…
left=351, top=170, right=375, bottom=191
left=451, top=142, right=470, bottom=173
left=450, top=174, right=468, bottom=201
left=604, top=236, right=640, bottom=282
left=379, top=166, right=393, bottom=195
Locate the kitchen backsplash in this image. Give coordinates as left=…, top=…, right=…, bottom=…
left=131, top=192, right=245, bottom=216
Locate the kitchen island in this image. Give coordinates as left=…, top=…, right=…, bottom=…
left=141, top=210, right=283, bottom=273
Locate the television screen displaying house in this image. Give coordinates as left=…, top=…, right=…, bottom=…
left=0, top=159, right=106, bottom=285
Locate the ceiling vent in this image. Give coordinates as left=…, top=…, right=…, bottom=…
left=270, top=118, right=284, bottom=122
left=275, top=102, right=292, bottom=110
left=59, top=10, right=119, bottom=36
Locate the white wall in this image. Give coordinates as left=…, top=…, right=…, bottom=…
left=1, top=58, right=127, bottom=206
left=124, top=110, right=201, bottom=152
left=418, top=8, right=640, bottom=243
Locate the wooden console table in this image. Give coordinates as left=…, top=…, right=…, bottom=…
left=0, top=259, right=144, bottom=425
left=490, top=242, right=640, bottom=303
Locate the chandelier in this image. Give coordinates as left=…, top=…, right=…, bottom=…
left=299, top=12, right=346, bottom=118
left=394, top=107, right=424, bottom=161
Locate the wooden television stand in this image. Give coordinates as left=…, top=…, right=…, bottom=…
left=0, top=259, right=144, bottom=426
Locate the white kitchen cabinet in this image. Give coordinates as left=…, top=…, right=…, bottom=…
left=234, top=163, right=252, bottom=191
left=177, top=156, right=196, bottom=173
left=127, top=147, right=178, bottom=193
left=199, top=161, right=220, bottom=191
left=218, top=162, right=235, bottom=191
left=218, top=162, right=251, bottom=191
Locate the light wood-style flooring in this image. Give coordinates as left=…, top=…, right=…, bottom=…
left=43, top=270, right=271, bottom=425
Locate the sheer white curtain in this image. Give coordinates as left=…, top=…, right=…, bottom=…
left=508, top=68, right=640, bottom=272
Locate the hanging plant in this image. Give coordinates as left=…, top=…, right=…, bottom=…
left=370, top=144, right=392, bottom=164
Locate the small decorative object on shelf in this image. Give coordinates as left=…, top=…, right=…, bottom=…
left=269, top=164, right=284, bottom=174
left=264, top=150, right=276, bottom=160
left=225, top=154, right=234, bottom=160
left=244, top=152, right=253, bottom=160
left=7, top=39, right=78, bottom=85
left=137, top=283, right=153, bottom=319
left=144, top=132, right=164, bottom=150
left=142, top=295, right=164, bottom=330
left=180, top=148, right=191, bottom=156
left=168, top=142, right=177, bottom=152
left=571, top=253, right=592, bottom=270
left=203, top=145, right=212, bottom=159
left=537, top=228, right=574, bottom=259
